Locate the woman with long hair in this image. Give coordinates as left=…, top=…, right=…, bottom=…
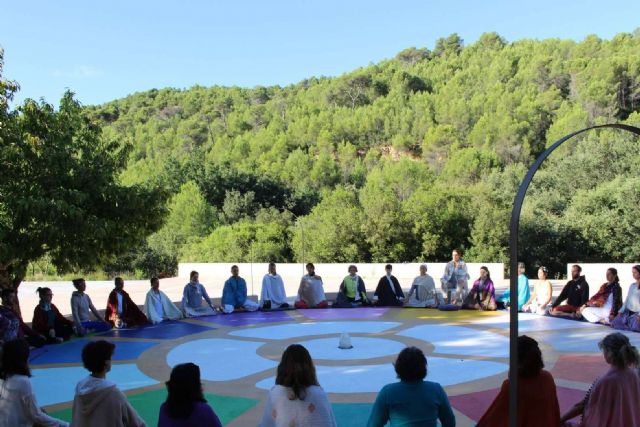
left=159, top=363, right=221, bottom=427
left=462, top=266, right=497, bottom=310
left=0, top=339, right=69, bottom=426
left=260, top=344, right=336, bottom=427
left=561, top=332, right=640, bottom=426
left=577, top=268, right=623, bottom=324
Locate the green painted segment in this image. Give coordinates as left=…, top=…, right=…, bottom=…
left=49, top=389, right=257, bottom=425
left=332, top=403, right=376, bottom=427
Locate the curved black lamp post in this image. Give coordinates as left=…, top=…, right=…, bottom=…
left=508, top=123, right=640, bottom=427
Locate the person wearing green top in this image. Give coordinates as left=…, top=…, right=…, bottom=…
left=334, top=265, right=370, bottom=308
left=497, top=262, right=531, bottom=311
left=367, top=346, right=455, bottom=427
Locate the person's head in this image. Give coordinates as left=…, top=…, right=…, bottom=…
left=348, top=265, right=357, bottom=276
left=518, top=335, right=544, bottom=378
left=571, top=264, right=582, bottom=279
left=606, top=267, right=619, bottom=284
left=599, top=332, right=640, bottom=369
left=82, top=340, right=115, bottom=376
left=150, top=277, right=160, bottom=291
left=72, top=278, right=86, bottom=292
left=306, top=263, right=315, bottom=275
left=385, top=264, right=392, bottom=275
left=419, top=264, right=428, bottom=275
left=36, top=287, right=53, bottom=304
left=275, top=344, right=319, bottom=400
left=268, top=262, right=276, bottom=275
left=0, top=339, right=31, bottom=379
left=165, top=363, right=206, bottom=419
left=190, top=271, right=199, bottom=282
left=452, top=249, right=461, bottom=262
left=518, top=262, right=526, bottom=275
left=479, top=266, right=490, bottom=280
left=0, top=288, right=16, bottom=306
left=633, top=265, right=640, bottom=283
left=394, top=346, right=427, bottom=382
left=538, top=266, right=549, bottom=280
left=231, top=265, right=239, bottom=277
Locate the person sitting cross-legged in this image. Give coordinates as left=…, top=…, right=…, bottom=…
left=1, top=288, right=46, bottom=348
left=144, top=277, right=184, bottom=324
left=32, top=287, right=74, bottom=343
left=105, top=277, right=149, bottom=328
left=221, top=265, right=259, bottom=314
left=576, top=268, right=623, bottom=325
left=71, top=340, right=146, bottom=427
left=462, top=266, right=497, bottom=311
left=334, top=265, right=370, bottom=308
left=367, top=346, right=455, bottom=427
left=611, top=264, right=640, bottom=332
left=405, top=264, right=441, bottom=308
left=260, top=263, right=289, bottom=310
left=294, top=263, right=329, bottom=309
left=71, top=278, right=111, bottom=335
left=373, top=264, right=405, bottom=307
left=182, top=271, right=217, bottom=317
left=549, top=264, right=589, bottom=318
left=522, top=266, right=552, bottom=315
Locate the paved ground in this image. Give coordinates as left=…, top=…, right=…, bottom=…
left=30, top=307, right=640, bottom=426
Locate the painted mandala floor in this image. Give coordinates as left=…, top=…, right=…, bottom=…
left=31, top=309, right=640, bottom=426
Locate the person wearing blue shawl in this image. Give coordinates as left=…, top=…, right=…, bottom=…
left=497, top=262, right=531, bottom=311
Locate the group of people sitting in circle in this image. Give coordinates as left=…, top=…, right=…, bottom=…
left=1, top=330, right=639, bottom=426
left=2, top=255, right=640, bottom=347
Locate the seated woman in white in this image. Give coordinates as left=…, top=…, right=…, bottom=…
left=261, top=263, right=289, bottom=310
left=522, top=266, right=552, bottom=315
left=260, top=344, right=337, bottom=427
left=405, top=264, right=441, bottom=308
left=182, top=271, right=217, bottom=317
left=144, top=277, right=184, bottom=324
left=295, top=263, right=329, bottom=309
left=577, top=268, right=623, bottom=324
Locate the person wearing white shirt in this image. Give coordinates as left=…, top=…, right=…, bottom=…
left=0, top=339, right=69, bottom=427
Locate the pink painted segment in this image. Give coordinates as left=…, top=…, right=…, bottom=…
left=551, top=355, right=608, bottom=383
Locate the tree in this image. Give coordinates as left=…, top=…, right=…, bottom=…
left=0, top=50, right=167, bottom=311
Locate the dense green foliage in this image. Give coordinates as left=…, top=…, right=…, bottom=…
left=60, top=32, right=640, bottom=276
left=0, top=49, right=169, bottom=294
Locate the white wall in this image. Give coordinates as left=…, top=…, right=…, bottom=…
left=178, top=262, right=505, bottom=299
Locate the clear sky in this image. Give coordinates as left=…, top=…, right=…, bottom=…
left=2, top=0, right=639, bottom=106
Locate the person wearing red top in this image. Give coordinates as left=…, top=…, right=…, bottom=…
left=32, top=287, right=74, bottom=343
left=476, top=335, right=560, bottom=427
left=105, top=277, right=148, bottom=328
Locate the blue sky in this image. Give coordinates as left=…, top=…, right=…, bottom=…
left=1, top=0, right=639, bottom=106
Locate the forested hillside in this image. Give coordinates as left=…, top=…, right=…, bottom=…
left=87, top=31, right=640, bottom=278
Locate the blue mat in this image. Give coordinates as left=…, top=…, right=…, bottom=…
left=98, top=320, right=214, bottom=339
left=30, top=339, right=159, bottom=365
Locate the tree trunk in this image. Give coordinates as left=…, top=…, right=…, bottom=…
left=0, top=261, right=27, bottom=318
